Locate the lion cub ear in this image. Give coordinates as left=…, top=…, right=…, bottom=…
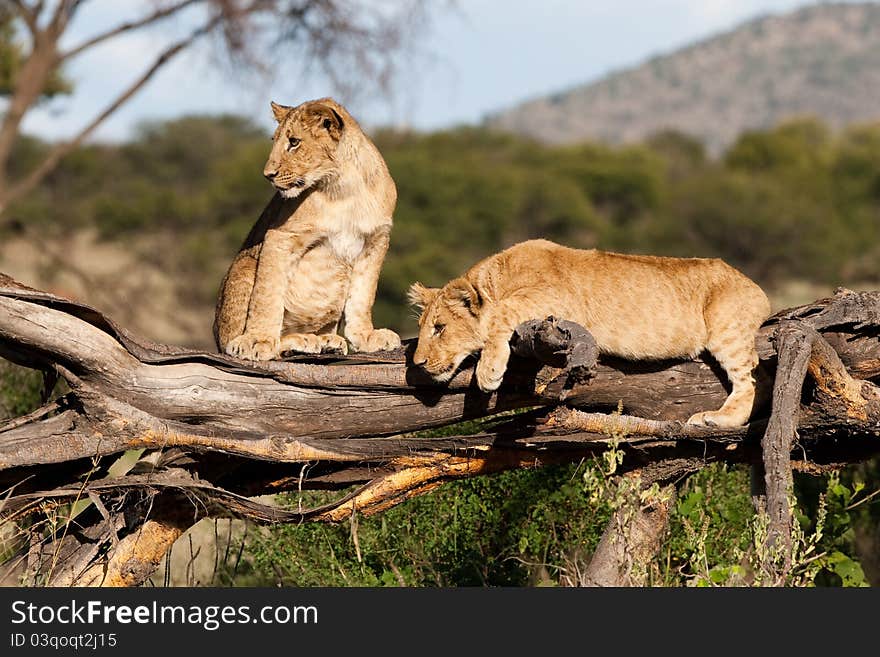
left=448, top=279, right=483, bottom=316
left=307, top=103, right=345, bottom=140
left=408, top=282, right=440, bottom=311
left=270, top=101, right=292, bottom=123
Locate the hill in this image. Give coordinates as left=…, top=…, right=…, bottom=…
left=486, top=3, right=880, bottom=154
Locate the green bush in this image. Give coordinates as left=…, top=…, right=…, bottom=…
left=249, top=463, right=610, bottom=587
left=0, top=360, right=42, bottom=420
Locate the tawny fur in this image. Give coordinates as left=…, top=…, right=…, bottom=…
left=214, top=98, right=401, bottom=359
left=409, top=239, right=771, bottom=428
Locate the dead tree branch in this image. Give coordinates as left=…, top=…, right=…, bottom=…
left=581, top=483, right=677, bottom=587
left=1, top=274, right=880, bottom=586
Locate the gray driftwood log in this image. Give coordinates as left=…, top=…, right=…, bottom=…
left=1, top=273, right=880, bottom=587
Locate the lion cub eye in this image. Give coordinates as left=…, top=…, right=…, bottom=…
left=432, top=323, right=445, bottom=337
left=287, top=137, right=301, bottom=151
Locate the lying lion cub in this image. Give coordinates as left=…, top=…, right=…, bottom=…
left=409, top=239, right=770, bottom=427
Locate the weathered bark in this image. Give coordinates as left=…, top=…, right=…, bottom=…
left=98, top=517, right=189, bottom=588
left=2, top=275, right=880, bottom=586
left=758, top=319, right=880, bottom=584
left=581, top=483, right=677, bottom=587
left=760, top=321, right=812, bottom=578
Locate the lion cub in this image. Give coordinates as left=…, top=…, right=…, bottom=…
left=214, top=97, right=400, bottom=359
left=409, top=239, right=770, bottom=427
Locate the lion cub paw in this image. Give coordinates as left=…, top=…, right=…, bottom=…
left=319, top=334, right=349, bottom=354
left=280, top=333, right=348, bottom=355
left=475, top=358, right=506, bottom=393
left=225, top=333, right=280, bottom=361
left=686, top=410, right=747, bottom=428
left=347, top=328, right=401, bottom=353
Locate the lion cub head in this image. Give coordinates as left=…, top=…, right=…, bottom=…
left=409, top=279, right=486, bottom=382
left=263, top=98, right=347, bottom=198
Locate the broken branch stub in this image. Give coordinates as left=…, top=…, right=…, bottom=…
left=511, top=316, right=599, bottom=399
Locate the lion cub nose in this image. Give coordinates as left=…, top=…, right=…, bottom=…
left=263, top=167, right=278, bottom=181
left=412, top=353, right=427, bottom=367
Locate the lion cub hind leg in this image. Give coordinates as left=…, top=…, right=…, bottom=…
left=686, top=339, right=758, bottom=428
left=687, top=285, right=769, bottom=428
left=279, top=332, right=348, bottom=356
left=214, top=250, right=258, bottom=352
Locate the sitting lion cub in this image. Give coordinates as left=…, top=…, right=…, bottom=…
left=214, top=97, right=400, bottom=359
left=409, top=239, right=770, bottom=427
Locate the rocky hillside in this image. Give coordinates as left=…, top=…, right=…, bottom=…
left=487, top=3, right=880, bottom=154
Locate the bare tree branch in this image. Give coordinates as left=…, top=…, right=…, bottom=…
left=60, top=0, right=200, bottom=61
left=8, top=0, right=40, bottom=37
left=582, top=483, right=677, bottom=587
left=3, top=12, right=225, bottom=207
left=48, top=0, right=74, bottom=33
left=3, top=276, right=880, bottom=586
left=759, top=321, right=811, bottom=580
left=0, top=9, right=62, bottom=195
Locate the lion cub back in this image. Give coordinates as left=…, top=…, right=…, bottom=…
left=482, top=240, right=770, bottom=361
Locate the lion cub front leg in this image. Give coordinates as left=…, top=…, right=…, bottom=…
left=342, top=228, right=401, bottom=353
left=476, top=337, right=511, bottom=392
left=474, top=302, right=528, bottom=392
left=225, top=229, right=309, bottom=361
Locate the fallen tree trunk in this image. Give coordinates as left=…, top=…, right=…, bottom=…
left=1, top=274, right=879, bottom=586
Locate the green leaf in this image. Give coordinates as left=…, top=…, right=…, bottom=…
left=107, top=449, right=146, bottom=478
left=826, top=551, right=867, bottom=587
left=677, top=491, right=704, bottom=521
left=708, top=566, right=729, bottom=584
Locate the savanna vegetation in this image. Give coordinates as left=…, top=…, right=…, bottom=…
left=2, top=114, right=880, bottom=586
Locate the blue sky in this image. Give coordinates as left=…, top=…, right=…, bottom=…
left=21, top=0, right=837, bottom=141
